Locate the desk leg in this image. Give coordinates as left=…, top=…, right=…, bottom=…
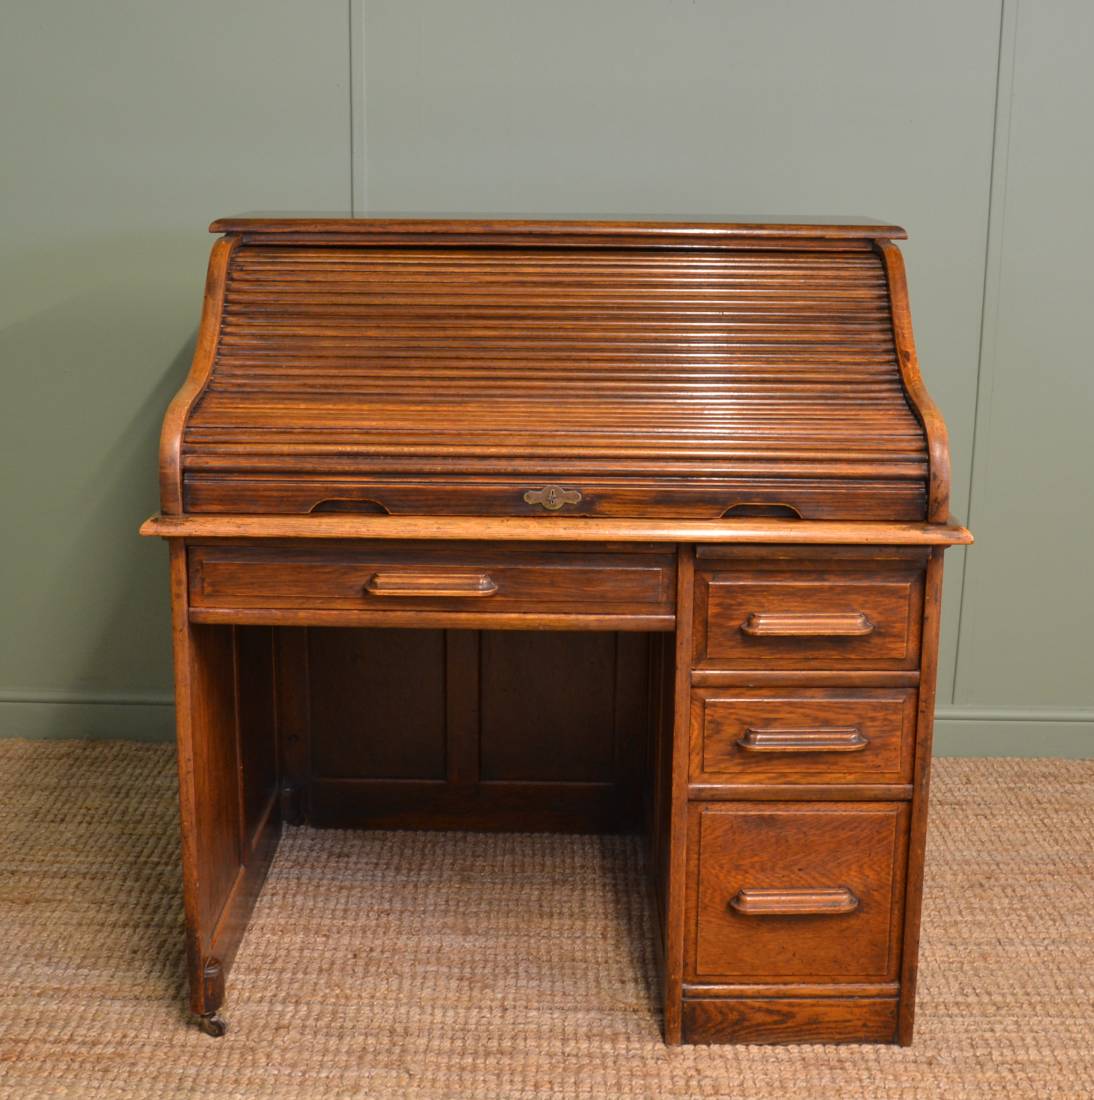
left=170, top=544, right=282, bottom=1033
left=662, top=545, right=695, bottom=1044
left=897, top=547, right=945, bottom=1044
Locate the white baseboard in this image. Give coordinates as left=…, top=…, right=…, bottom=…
left=1, top=692, right=1091, bottom=757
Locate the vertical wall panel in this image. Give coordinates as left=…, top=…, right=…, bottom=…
left=363, top=0, right=1001, bottom=703
left=0, top=1, right=350, bottom=730
left=954, top=1, right=1094, bottom=712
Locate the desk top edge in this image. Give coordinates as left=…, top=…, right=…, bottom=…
left=208, top=215, right=907, bottom=241
left=139, top=514, right=971, bottom=546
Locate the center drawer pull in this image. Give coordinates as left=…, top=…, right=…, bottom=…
left=729, top=886, right=860, bottom=917
left=740, top=611, right=874, bottom=638
left=364, top=570, right=498, bottom=598
left=736, top=726, right=869, bottom=753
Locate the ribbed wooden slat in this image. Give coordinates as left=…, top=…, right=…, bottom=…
left=183, top=243, right=928, bottom=516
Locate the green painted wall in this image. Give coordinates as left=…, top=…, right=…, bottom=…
left=0, top=1, right=351, bottom=738
left=1, top=1, right=1090, bottom=754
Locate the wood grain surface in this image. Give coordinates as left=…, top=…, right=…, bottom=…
left=686, top=801, right=909, bottom=983
left=158, top=220, right=943, bottom=523
left=140, top=513, right=972, bottom=545
left=147, top=217, right=964, bottom=1045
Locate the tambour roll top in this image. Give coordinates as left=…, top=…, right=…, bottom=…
left=163, top=217, right=947, bottom=523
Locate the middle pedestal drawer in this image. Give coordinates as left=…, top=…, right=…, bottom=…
left=689, top=687, right=917, bottom=786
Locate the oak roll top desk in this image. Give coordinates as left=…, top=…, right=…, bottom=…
left=141, top=216, right=970, bottom=1044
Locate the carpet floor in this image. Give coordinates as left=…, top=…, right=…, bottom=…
left=0, top=740, right=1091, bottom=1099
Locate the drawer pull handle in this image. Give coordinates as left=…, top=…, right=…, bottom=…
left=740, top=611, right=874, bottom=638
left=364, top=571, right=498, bottom=598
left=736, top=726, right=869, bottom=753
left=729, top=887, right=859, bottom=917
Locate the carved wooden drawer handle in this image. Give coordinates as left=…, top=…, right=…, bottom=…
left=364, top=570, right=498, bottom=598
left=736, top=726, right=869, bottom=753
left=740, top=611, right=874, bottom=637
left=729, top=887, right=860, bottom=917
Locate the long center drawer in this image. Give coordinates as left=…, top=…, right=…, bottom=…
left=187, top=542, right=677, bottom=620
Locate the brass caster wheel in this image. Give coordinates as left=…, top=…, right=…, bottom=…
left=198, top=1012, right=227, bottom=1037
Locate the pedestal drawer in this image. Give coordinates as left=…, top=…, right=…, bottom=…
left=690, top=687, right=917, bottom=786
left=693, top=550, right=925, bottom=670
left=686, top=802, right=909, bottom=983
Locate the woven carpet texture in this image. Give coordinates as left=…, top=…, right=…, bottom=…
left=0, top=740, right=1091, bottom=1099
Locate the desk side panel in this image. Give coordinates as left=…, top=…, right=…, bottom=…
left=170, top=544, right=281, bottom=1018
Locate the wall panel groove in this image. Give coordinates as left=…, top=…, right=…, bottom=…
left=951, top=0, right=1018, bottom=703
left=350, top=0, right=367, bottom=214
left=949, top=0, right=1094, bottom=712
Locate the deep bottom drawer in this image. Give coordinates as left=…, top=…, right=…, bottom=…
left=687, top=802, right=909, bottom=982
left=682, top=995, right=899, bottom=1044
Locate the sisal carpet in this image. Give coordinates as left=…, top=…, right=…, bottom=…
left=0, top=740, right=1091, bottom=1099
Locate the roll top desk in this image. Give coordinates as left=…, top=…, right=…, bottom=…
left=141, top=216, right=970, bottom=1043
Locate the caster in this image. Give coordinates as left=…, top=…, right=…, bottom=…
left=197, top=1012, right=227, bottom=1037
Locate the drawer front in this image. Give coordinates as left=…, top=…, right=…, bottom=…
left=694, top=561, right=924, bottom=669
left=687, top=802, right=909, bottom=983
left=188, top=544, right=676, bottom=617
left=690, top=687, right=917, bottom=786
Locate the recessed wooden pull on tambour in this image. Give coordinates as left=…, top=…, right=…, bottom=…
left=729, top=886, right=860, bottom=917
left=363, top=570, right=498, bottom=598
left=736, top=727, right=869, bottom=753
left=740, top=611, right=874, bottom=637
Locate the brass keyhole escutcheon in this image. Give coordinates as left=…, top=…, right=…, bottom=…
left=523, top=485, right=582, bottom=511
